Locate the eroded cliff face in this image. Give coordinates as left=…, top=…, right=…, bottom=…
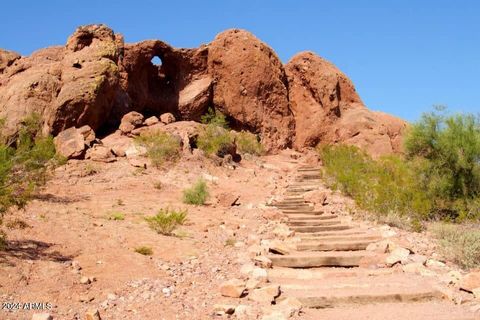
left=0, top=24, right=406, bottom=155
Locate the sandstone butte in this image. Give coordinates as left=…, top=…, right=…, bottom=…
left=0, top=24, right=406, bottom=157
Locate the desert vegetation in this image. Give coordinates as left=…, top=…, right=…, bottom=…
left=182, top=179, right=209, bottom=205
left=135, top=131, right=181, bottom=167
left=319, top=107, right=480, bottom=267
left=198, top=107, right=263, bottom=157
left=145, top=207, right=187, bottom=235
left=0, top=114, right=62, bottom=248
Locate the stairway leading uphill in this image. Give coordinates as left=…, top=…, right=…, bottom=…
left=266, top=166, right=476, bottom=320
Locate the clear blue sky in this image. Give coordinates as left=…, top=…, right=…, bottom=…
left=1, top=0, right=479, bottom=121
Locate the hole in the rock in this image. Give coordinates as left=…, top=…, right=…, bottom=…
left=151, top=56, right=162, bottom=66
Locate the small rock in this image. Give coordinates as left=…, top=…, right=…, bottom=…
left=235, top=305, right=254, bottom=319
left=213, top=304, right=235, bottom=315
left=460, top=271, right=480, bottom=293
left=254, top=256, right=273, bottom=268
left=245, top=278, right=262, bottom=290
left=144, top=116, right=159, bottom=126
left=31, top=314, right=53, bottom=320
left=268, top=240, right=292, bottom=255
left=261, top=311, right=286, bottom=320
left=217, top=192, right=240, bottom=207
left=249, top=285, right=281, bottom=303
left=220, top=279, right=246, bottom=298
left=85, top=145, right=115, bottom=162
left=107, top=293, right=117, bottom=301
left=385, top=247, right=410, bottom=266
left=160, top=113, right=176, bottom=124
left=85, top=309, right=101, bottom=320
left=251, top=267, right=268, bottom=283
left=272, top=224, right=294, bottom=239
left=119, top=111, right=144, bottom=134
left=366, top=240, right=395, bottom=254
left=162, top=287, right=172, bottom=297
left=240, top=263, right=255, bottom=275
left=275, top=297, right=302, bottom=317
left=80, top=276, right=91, bottom=285
left=425, top=259, right=446, bottom=269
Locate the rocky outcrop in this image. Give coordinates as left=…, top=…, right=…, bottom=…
left=0, top=24, right=406, bottom=157
left=285, top=51, right=406, bottom=156
left=208, top=29, right=295, bottom=152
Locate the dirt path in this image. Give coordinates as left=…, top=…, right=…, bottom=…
left=1, top=152, right=480, bottom=319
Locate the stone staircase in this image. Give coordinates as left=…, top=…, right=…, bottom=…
left=266, top=166, right=476, bottom=319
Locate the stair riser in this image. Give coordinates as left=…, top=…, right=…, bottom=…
left=296, top=242, right=372, bottom=251
left=288, top=220, right=341, bottom=227
left=291, top=225, right=352, bottom=233
left=296, top=291, right=444, bottom=308
left=270, top=255, right=364, bottom=268
left=285, top=215, right=337, bottom=220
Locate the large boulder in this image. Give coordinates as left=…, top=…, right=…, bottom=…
left=208, top=29, right=295, bottom=152
left=0, top=24, right=123, bottom=138
left=285, top=51, right=406, bottom=156
left=0, top=49, right=20, bottom=73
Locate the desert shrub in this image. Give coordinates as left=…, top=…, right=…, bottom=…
left=201, top=107, right=229, bottom=128
left=430, top=223, right=480, bottom=269
left=197, top=125, right=234, bottom=156
left=134, top=246, right=153, bottom=256
left=404, top=107, right=480, bottom=220
left=108, top=212, right=125, bottom=221
left=319, top=144, right=432, bottom=226
left=0, top=113, right=60, bottom=213
left=182, top=179, right=209, bottom=205
left=135, top=131, right=181, bottom=167
left=236, top=131, right=264, bottom=156
left=0, top=230, right=6, bottom=250
left=145, top=208, right=187, bottom=235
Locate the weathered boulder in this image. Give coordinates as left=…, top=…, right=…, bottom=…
left=0, top=49, right=20, bottom=73
left=208, top=29, right=295, bottom=152
left=285, top=51, right=406, bottom=157
left=54, top=125, right=95, bottom=159
left=119, top=111, right=144, bottom=134
left=177, top=76, right=212, bottom=120
left=160, top=113, right=176, bottom=124
left=219, top=279, right=246, bottom=298
left=460, top=271, right=480, bottom=293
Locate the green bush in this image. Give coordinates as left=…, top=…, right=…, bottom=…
left=197, top=125, right=234, bottom=156
left=135, top=131, right=181, bottom=167
left=201, top=107, right=229, bottom=128
left=430, top=223, right=480, bottom=269
left=134, top=246, right=153, bottom=256
left=145, top=208, right=187, bottom=235
left=236, top=131, right=264, bottom=156
left=404, top=107, right=480, bottom=220
left=0, top=113, right=59, bottom=213
left=319, top=144, right=432, bottom=229
left=182, top=179, right=209, bottom=205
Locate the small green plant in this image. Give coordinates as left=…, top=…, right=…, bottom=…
left=197, top=125, right=234, bottom=156
left=225, top=238, right=236, bottom=247
left=0, top=230, right=7, bottom=250
left=182, top=179, right=209, bottom=205
left=236, top=131, right=264, bottom=156
left=430, top=223, right=480, bottom=269
left=145, top=208, right=187, bottom=235
left=84, top=163, right=98, bottom=175
left=134, top=246, right=153, bottom=256
left=108, top=212, right=125, bottom=221
left=135, top=131, right=181, bottom=167
left=5, top=218, right=30, bottom=230
left=201, top=107, right=229, bottom=128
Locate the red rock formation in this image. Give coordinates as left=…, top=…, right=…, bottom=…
left=285, top=51, right=406, bottom=156
left=0, top=24, right=406, bottom=156
left=208, top=29, right=295, bottom=151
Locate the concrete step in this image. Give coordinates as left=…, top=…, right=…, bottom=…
left=268, top=251, right=372, bottom=268
left=296, top=240, right=374, bottom=251
left=290, top=224, right=352, bottom=233
left=285, top=214, right=337, bottom=220
left=287, top=219, right=342, bottom=227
